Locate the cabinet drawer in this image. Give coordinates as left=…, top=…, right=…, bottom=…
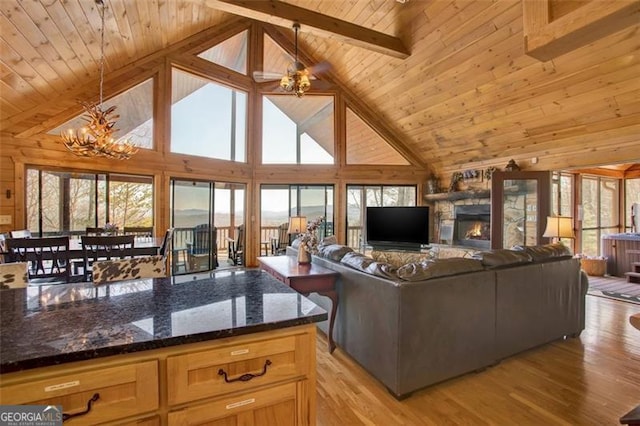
left=0, top=360, right=158, bottom=425
left=167, top=332, right=311, bottom=405
left=168, top=381, right=297, bottom=426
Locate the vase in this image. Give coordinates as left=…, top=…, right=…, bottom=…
left=297, top=245, right=311, bottom=264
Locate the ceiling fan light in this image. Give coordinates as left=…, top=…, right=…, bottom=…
left=299, top=74, right=311, bottom=89
left=280, top=75, right=291, bottom=89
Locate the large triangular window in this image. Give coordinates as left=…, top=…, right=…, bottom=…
left=346, top=107, right=409, bottom=165
left=49, top=78, right=154, bottom=150
left=262, top=33, right=293, bottom=82
left=197, top=30, right=248, bottom=75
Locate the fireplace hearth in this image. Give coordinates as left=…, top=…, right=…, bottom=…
left=454, top=204, right=491, bottom=249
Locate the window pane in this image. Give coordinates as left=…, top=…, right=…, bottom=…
left=198, top=30, right=248, bottom=75
left=582, top=177, right=598, bottom=228
left=600, top=179, right=619, bottom=228
left=560, top=174, right=573, bottom=216
left=582, top=229, right=598, bottom=257
left=50, top=79, right=154, bottom=150
left=262, top=95, right=334, bottom=165
left=108, top=174, right=153, bottom=228
left=171, top=69, right=247, bottom=162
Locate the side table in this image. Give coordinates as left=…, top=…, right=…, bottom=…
left=257, top=256, right=339, bottom=353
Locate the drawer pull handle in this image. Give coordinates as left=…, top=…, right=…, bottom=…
left=218, top=360, right=272, bottom=383
left=62, top=393, right=99, bottom=422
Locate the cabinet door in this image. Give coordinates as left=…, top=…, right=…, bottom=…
left=491, top=171, right=551, bottom=249
left=168, top=382, right=297, bottom=426
left=0, top=360, right=158, bottom=425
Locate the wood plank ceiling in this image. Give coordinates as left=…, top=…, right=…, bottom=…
left=1, top=0, right=638, bottom=177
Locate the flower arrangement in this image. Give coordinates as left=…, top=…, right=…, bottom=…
left=297, top=216, right=324, bottom=254
left=104, top=223, right=119, bottom=234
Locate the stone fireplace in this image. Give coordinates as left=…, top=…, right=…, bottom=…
left=427, top=189, right=491, bottom=249
left=453, top=204, right=491, bottom=249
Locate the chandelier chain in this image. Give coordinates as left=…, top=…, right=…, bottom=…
left=59, top=0, right=138, bottom=160
left=98, top=0, right=105, bottom=108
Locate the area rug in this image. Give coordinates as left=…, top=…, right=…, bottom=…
left=587, top=275, right=640, bottom=305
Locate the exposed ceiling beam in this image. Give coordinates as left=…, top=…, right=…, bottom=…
left=523, top=0, right=640, bottom=61
left=201, top=0, right=410, bottom=59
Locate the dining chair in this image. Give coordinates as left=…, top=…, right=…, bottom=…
left=158, top=228, right=174, bottom=259
left=271, top=222, right=290, bottom=256
left=0, top=262, right=29, bottom=289
left=10, top=229, right=31, bottom=238
left=123, top=226, right=154, bottom=239
left=227, top=224, right=244, bottom=266
left=92, top=255, right=166, bottom=284
left=187, top=224, right=218, bottom=271
left=86, top=227, right=106, bottom=236
left=80, top=235, right=135, bottom=281
left=5, top=236, right=71, bottom=284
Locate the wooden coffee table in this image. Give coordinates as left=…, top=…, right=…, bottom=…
left=258, top=256, right=339, bottom=353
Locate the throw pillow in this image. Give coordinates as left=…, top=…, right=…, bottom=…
left=340, top=252, right=396, bottom=279
left=512, top=243, right=573, bottom=262
left=371, top=250, right=431, bottom=268
left=318, top=244, right=353, bottom=262
left=396, top=258, right=484, bottom=281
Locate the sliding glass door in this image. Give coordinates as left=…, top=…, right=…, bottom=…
left=170, top=179, right=245, bottom=274
left=261, top=184, right=334, bottom=248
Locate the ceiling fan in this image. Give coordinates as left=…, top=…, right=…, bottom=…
left=253, top=23, right=330, bottom=97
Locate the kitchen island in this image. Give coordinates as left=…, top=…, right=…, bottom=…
left=0, top=269, right=327, bottom=425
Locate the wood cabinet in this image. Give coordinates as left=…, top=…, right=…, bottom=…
left=0, top=360, right=159, bottom=425
left=0, top=325, right=317, bottom=426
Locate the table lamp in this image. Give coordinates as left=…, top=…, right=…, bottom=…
left=287, top=216, right=307, bottom=235
left=542, top=216, right=575, bottom=243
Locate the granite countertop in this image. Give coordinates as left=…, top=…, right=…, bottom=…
left=0, top=269, right=327, bottom=374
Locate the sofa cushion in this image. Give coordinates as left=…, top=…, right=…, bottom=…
left=340, top=252, right=397, bottom=279
left=472, top=249, right=532, bottom=268
left=512, top=243, right=573, bottom=262
left=371, top=250, right=431, bottom=268
left=319, top=235, right=337, bottom=247
left=396, top=258, right=484, bottom=281
left=318, top=244, right=353, bottom=262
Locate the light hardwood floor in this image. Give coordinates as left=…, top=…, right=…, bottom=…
left=315, top=294, right=640, bottom=425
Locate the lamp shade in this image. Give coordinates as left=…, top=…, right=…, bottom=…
left=287, top=216, right=307, bottom=234
left=543, top=216, right=575, bottom=239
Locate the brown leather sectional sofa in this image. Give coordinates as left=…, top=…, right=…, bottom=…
left=288, top=243, right=588, bottom=399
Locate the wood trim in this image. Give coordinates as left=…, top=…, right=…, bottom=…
left=523, top=0, right=640, bottom=61
left=200, top=0, right=410, bottom=58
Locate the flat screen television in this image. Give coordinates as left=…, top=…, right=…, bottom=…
left=365, top=206, right=430, bottom=251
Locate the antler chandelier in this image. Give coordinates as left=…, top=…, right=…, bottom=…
left=61, top=0, right=138, bottom=160
left=280, top=23, right=311, bottom=97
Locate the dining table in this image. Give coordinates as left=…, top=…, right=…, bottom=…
left=1, top=236, right=163, bottom=282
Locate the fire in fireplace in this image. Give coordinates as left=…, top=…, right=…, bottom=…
left=454, top=205, right=491, bottom=249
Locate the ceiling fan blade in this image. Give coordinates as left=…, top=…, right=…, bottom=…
left=253, top=71, right=283, bottom=83
left=308, top=61, right=331, bottom=75
left=310, top=80, right=334, bottom=90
